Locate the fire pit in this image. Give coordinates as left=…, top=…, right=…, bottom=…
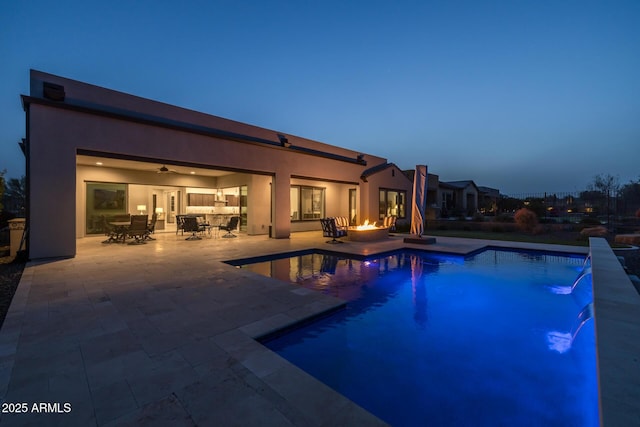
left=347, top=220, right=389, bottom=242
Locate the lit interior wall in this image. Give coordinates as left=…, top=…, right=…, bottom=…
left=76, top=164, right=218, bottom=237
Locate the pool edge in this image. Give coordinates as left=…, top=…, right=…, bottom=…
left=589, top=237, right=640, bottom=427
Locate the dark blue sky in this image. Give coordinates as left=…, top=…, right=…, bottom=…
left=1, top=0, right=638, bottom=193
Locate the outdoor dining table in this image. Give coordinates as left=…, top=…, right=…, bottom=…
left=108, top=221, right=131, bottom=243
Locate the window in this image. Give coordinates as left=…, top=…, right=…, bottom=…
left=291, top=186, right=325, bottom=220
left=379, top=189, right=406, bottom=220
left=85, top=182, right=127, bottom=235
left=290, top=187, right=300, bottom=220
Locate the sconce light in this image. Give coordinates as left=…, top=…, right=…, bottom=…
left=137, top=205, right=147, bottom=214
left=277, top=134, right=291, bottom=148
left=357, top=154, right=365, bottom=163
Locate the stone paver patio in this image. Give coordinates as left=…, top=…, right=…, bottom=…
left=0, top=231, right=637, bottom=425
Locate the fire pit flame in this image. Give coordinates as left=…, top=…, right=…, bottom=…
left=356, top=220, right=378, bottom=230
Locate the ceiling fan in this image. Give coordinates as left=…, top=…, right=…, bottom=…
left=154, top=165, right=178, bottom=174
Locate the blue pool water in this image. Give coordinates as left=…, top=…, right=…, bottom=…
left=237, top=249, right=599, bottom=426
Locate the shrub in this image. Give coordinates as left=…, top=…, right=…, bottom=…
left=514, top=208, right=538, bottom=233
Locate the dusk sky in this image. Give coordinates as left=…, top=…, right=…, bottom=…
left=1, top=1, right=638, bottom=194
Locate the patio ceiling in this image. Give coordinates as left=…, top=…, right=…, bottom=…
left=76, top=154, right=234, bottom=178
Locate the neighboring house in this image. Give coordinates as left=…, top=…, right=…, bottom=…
left=439, top=180, right=480, bottom=217
left=21, top=70, right=415, bottom=259
left=477, top=186, right=500, bottom=215
left=426, top=173, right=440, bottom=219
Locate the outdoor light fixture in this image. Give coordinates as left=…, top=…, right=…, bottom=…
left=137, top=205, right=147, bottom=214
left=277, top=134, right=291, bottom=148
left=357, top=154, right=365, bottom=163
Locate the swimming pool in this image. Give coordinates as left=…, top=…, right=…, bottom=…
left=235, top=249, right=598, bottom=426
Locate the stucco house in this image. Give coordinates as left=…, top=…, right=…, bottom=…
left=438, top=180, right=480, bottom=217
left=477, top=186, right=500, bottom=215
left=21, top=70, right=414, bottom=259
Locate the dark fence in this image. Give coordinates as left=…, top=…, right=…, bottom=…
left=500, top=190, right=639, bottom=225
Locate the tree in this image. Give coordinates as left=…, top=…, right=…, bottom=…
left=618, top=177, right=640, bottom=217
left=587, top=174, right=620, bottom=225
left=496, top=195, right=521, bottom=213
left=3, top=176, right=26, bottom=215
left=522, top=197, right=546, bottom=218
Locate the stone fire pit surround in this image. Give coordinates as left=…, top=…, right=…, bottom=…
left=347, top=226, right=389, bottom=242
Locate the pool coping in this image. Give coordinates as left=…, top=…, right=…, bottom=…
left=589, top=237, right=640, bottom=426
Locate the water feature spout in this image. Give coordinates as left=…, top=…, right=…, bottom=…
left=548, top=266, right=592, bottom=295
left=546, top=303, right=594, bottom=353
left=570, top=303, right=594, bottom=338
left=571, top=267, right=592, bottom=292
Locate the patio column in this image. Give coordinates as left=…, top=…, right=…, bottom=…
left=28, top=109, right=77, bottom=259
left=272, top=171, right=291, bottom=239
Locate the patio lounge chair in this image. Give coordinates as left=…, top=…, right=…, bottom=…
left=144, top=213, right=158, bottom=241
left=384, top=215, right=397, bottom=233
left=219, top=216, right=240, bottom=238
left=176, top=215, right=186, bottom=235
left=127, top=215, right=149, bottom=244
left=321, top=217, right=347, bottom=244
left=334, top=216, right=349, bottom=232
left=183, top=216, right=204, bottom=240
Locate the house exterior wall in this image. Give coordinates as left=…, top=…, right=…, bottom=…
left=362, top=165, right=413, bottom=226
left=439, top=189, right=454, bottom=210
left=461, top=186, right=478, bottom=212
left=289, top=178, right=356, bottom=233
left=24, top=70, right=395, bottom=259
